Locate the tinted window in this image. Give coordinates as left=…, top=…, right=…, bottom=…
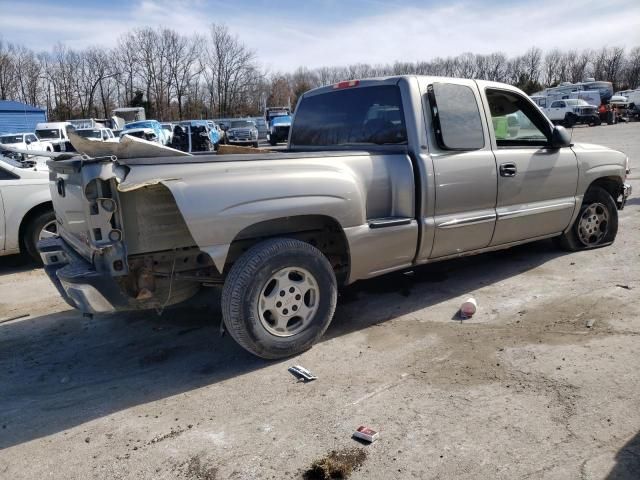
left=0, top=135, right=23, bottom=144
left=428, top=83, right=484, bottom=150
left=27, top=134, right=38, bottom=142
left=486, top=89, right=550, bottom=147
left=36, top=129, right=61, bottom=139
left=291, top=85, right=407, bottom=146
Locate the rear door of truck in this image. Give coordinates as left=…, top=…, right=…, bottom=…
left=416, top=78, right=498, bottom=258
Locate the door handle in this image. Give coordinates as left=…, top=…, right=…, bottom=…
left=499, top=163, right=517, bottom=177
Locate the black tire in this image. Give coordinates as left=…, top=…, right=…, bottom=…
left=24, top=210, right=57, bottom=263
left=563, top=113, right=577, bottom=128
left=252, top=141, right=259, bottom=148
left=269, top=137, right=278, bottom=146
left=554, top=185, right=618, bottom=252
left=221, top=238, right=337, bottom=359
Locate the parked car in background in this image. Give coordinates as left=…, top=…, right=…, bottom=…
left=225, top=119, right=259, bottom=147
left=207, top=121, right=225, bottom=144
left=544, top=99, right=600, bottom=127
left=119, top=128, right=159, bottom=143
left=161, top=123, right=175, bottom=144
left=0, top=156, right=55, bottom=262
left=268, top=115, right=292, bottom=145
left=122, top=120, right=169, bottom=145
left=0, top=132, right=53, bottom=161
left=172, top=121, right=220, bottom=152
left=253, top=117, right=269, bottom=140
left=75, top=128, right=116, bottom=142
left=39, top=75, right=630, bottom=359
left=35, top=121, right=74, bottom=152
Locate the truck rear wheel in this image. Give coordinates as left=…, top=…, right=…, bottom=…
left=554, top=186, right=618, bottom=251
left=221, top=238, right=337, bottom=359
left=24, top=210, right=57, bottom=263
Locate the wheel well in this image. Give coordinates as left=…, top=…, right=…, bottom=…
left=588, top=176, right=622, bottom=199
left=18, top=202, right=53, bottom=252
left=225, top=215, right=350, bottom=285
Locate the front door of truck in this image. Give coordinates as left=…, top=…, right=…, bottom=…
left=420, top=80, right=498, bottom=258
left=482, top=88, right=578, bottom=245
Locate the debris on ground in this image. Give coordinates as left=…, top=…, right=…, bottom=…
left=586, top=319, right=596, bottom=328
left=615, top=284, right=632, bottom=290
left=288, top=365, right=317, bottom=382
left=352, top=425, right=379, bottom=443
left=460, top=297, right=478, bottom=319
left=303, top=448, right=367, bottom=480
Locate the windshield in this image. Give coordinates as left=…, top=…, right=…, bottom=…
left=36, top=129, right=61, bottom=139
left=230, top=120, right=255, bottom=128
left=272, top=116, right=292, bottom=126
left=0, top=135, right=23, bottom=144
left=291, top=85, right=407, bottom=146
left=76, top=129, right=102, bottom=139
left=161, top=124, right=172, bottom=131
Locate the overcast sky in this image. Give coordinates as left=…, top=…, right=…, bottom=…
left=1, top=0, right=639, bottom=73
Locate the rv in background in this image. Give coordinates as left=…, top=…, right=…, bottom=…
left=533, top=79, right=613, bottom=105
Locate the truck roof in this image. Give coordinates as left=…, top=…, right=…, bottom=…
left=302, top=75, right=524, bottom=99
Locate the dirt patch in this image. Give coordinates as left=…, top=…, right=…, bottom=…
left=303, top=448, right=367, bottom=480
left=185, top=454, right=218, bottom=480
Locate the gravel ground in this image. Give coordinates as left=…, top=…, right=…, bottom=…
left=0, top=123, right=638, bottom=480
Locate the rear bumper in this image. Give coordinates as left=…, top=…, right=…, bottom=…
left=38, top=237, right=130, bottom=314
left=618, top=183, right=632, bottom=209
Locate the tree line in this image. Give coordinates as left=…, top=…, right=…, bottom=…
left=0, top=24, right=639, bottom=122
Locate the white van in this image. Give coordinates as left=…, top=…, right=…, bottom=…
left=35, top=122, right=73, bottom=152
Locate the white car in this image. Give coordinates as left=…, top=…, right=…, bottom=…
left=75, top=128, right=116, bottom=142
left=119, top=128, right=159, bottom=143
left=0, top=156, right=56, bottom=262
left=0, top=132, right=53, bottom=160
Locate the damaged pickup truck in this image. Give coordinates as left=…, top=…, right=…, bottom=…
left=40, top=76, right=631, bottom=359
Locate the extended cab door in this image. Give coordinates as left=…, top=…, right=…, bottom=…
left=419, top=80, right=498, bottom=258
left=481, top=87, right=578, bottom=245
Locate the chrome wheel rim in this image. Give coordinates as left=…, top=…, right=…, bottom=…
left=577, top=202, right=608, bottom=246
left=39, top=220, right=58, bottom=240
left=258, top=267, right=319, bottom=337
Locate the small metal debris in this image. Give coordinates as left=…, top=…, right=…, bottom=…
left=615, top=284, right=631, bottom=290
left=586, top=319, right=596, bottom=328
left=352, top=426, right=379, bottom=443
left=288, top=365, right=317, bottom=382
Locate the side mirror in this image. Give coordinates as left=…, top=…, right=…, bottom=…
left=25, top=139, right=31, bottom=145
left=550, top=125, right=572, bottom=148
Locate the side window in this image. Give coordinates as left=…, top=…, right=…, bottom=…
left=550, top=101, right=560, bottom=108
left=427, top=83, right=484, bottom=150
left=485, top=89, right=551, bottom=147
left=28, top=134, right=37, bottom=142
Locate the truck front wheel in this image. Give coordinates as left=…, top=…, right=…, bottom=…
left=221, top=238, right=337, bottom=359
left=554, top=186, right=618, bottom=251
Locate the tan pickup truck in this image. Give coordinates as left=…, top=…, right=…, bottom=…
left=39, top=76, right=631, bottom=358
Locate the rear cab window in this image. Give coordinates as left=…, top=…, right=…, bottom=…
left=290, top=85, right=407, bottom=147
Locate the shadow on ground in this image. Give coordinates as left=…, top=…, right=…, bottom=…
left=0, top=239, right=566, bottom=448
left=606, top=431, right=640, bottom=479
